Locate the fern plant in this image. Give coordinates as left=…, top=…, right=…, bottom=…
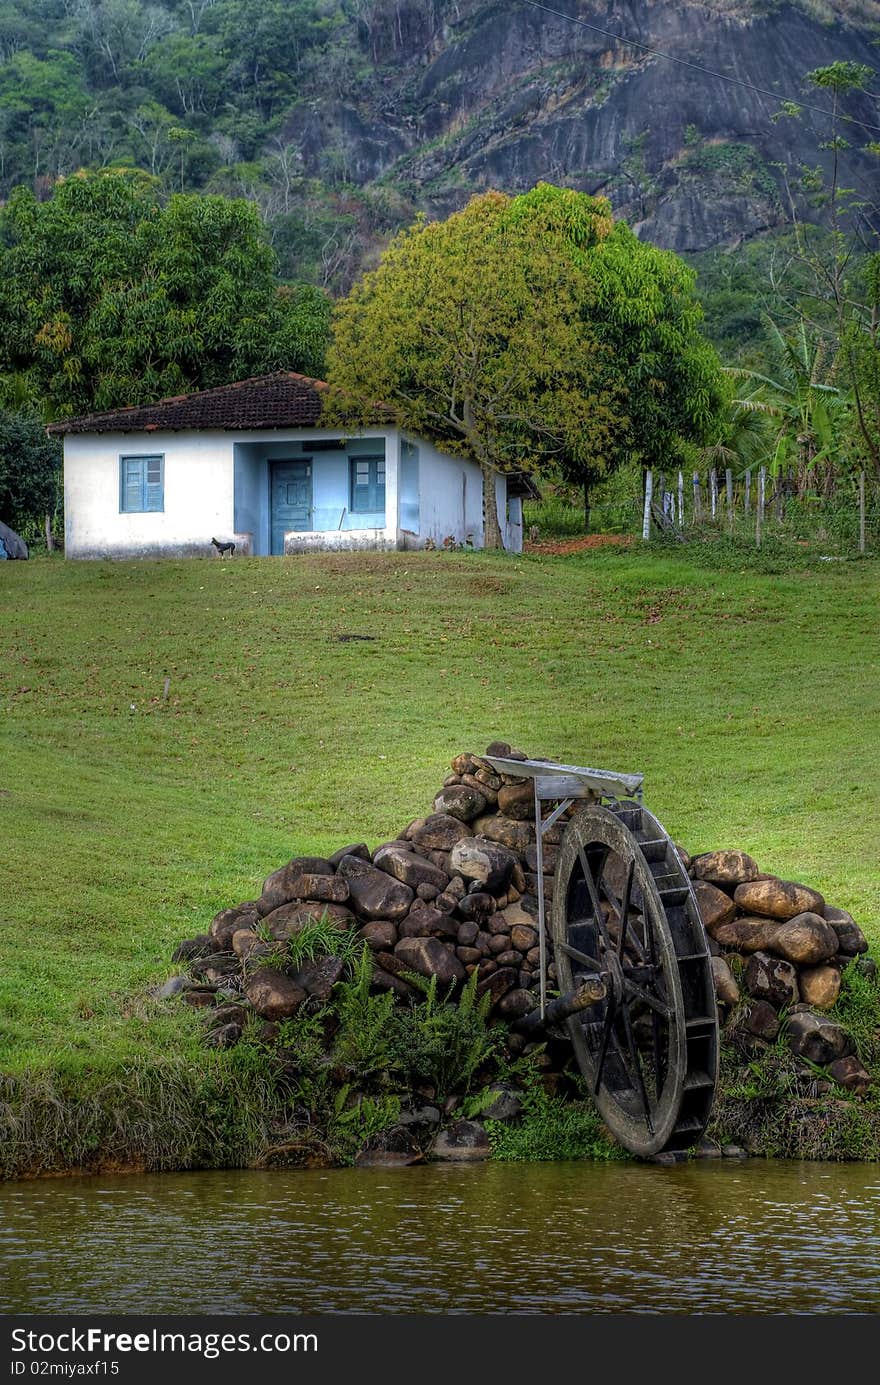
left=332, top=946, right=397, bottom=1076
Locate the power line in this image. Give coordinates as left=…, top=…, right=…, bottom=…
left=517, top=0, right=880, bottom=137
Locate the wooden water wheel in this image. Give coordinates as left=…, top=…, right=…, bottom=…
left=550, top=801, right=719, bottom=1157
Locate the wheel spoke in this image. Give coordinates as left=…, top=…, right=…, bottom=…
left=622, top=978, right=673, bottom=1020
left=616, top=859, right=635, bottom=960
left=558, top=940, right=602, bottom=971
left=593, top=1002, right=616, bottom=1097
left=599, top=859, right=646, bottom=963
left=620, top=1002, right=654, bottom=1135
left=576, top=844, right=613, bottom=950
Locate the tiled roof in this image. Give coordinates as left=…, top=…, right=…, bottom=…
left=47, top=372, right=328, bottom=435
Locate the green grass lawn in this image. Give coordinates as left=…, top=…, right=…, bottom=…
left=1, top=547, right=878, bottom=1078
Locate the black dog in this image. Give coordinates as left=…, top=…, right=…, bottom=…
left=211, top=537, right=235, bottom=557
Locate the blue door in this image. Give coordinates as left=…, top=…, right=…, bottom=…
left=271, top=460, right=312, bottom=554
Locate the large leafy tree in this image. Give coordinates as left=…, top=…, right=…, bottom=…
left=325, top=187, right=626, bottom=547
left=326, top=184, right=725, bottom=542
left=0, top=169, right=331, bottom=417
left=0, top=408, right=61, bottom=535
left=506, top=185, right=727, bottom=528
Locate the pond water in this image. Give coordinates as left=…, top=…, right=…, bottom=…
left=2, top=1160, right=879, bottom=1314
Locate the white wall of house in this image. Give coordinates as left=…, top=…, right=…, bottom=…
left=63, top=429, right=235, bottom=559
left=62, top=424, right=523, bottom=558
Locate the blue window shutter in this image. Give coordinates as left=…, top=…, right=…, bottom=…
left=144, top=457, right=163, bottom=511
left=120, top=455, right=164, bottom=512
left=350, top=456, right=385, bottom=513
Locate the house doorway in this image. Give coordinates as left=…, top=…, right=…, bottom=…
left=270, top=460, right=312, bottom=554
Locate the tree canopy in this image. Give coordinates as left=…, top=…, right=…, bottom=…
left=326, top=183, right=726, bottom=542
left=0, top=170, right=331, bottom=417
left=0, top=408, right=61, bottom=534
left=325, top=186, right=629, bottom=546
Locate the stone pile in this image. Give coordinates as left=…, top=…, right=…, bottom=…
left=688, top=850, right=874, bottom=1093
left=169, top=741, right=568, bottom=1041
left=165, top=741, right=876, bottom=1149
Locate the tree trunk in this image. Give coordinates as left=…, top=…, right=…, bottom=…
left=582, top=481, right=591, bottom=535
left=481, top=462, right=505, bottom=550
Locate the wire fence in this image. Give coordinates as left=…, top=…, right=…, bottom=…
left=641, top=466, right=877, bottom=554
left=524, top=468, right=879, bottom=558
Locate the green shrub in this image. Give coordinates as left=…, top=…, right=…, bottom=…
left=486, top=1070, right=624, bottom=1162
left=332, top=947, right=398, bottom=1076
left=388, top=971, right=504, bottom=1101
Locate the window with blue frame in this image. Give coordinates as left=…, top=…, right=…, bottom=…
left=349, top=455, right=385, bottom=515
left=120, top=455, right=164, bottom=512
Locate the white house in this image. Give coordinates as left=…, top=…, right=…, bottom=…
left=50, top=373, right=529, bottom=559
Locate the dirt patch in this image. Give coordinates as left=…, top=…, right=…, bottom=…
left=524, top=534, right=633, bottom=556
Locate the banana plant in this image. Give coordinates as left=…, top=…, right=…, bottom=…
left=727, top=320, right=851, bottom=495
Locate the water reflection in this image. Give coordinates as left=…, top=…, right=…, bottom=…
left=1, top=1161, right=879, bottom=1313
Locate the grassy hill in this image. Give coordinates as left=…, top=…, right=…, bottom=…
left=1, top=546, right=878, bottom=1083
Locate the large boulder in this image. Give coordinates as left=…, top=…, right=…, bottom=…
left=743, top=952, right=799, bottom=1009
left=293, top=955, right=345, bottom=1002
left=373, top=843, right=449, bottom=893
left=261, top=900, right=354, bottom=941
left=432, top=784, right=488, bottom=822
left=471, top=814, right=532, bottom=856
left=711, top=916, right=777, bottom=954
left=711, top=955, right=740, bottom=1005
left=355, top=920, right=398, bottom=951
left=497, top=987, right=534, bottom=1019
left=733, top=878, right=825, bottom=921
left=823, top=905, right=869, bottom=956
left=244, top=971, right=307, bottom=1020
left=171, top=934, right=217, bottom=962
left=257, top=857, right=334, bottom=915
left=409, top=813, right=473, bottom=851
left=431, top=1119, right=491, bottom=1161
left=690, top=850, right=759, bottom=887
left=744, top=998, right=780, bottom=1041
left=285, top=873, right=350, bottom=904
left=787, top=1011, right=852, bottom=1065
left=394, top=936, right=465, bottom=986
left=449, top=837, right=518, bottom=894
left=797, top=965, right=841, bottom=1011
left=827, top=1055, right=871, bottom=1094
left=496, top=781, right=534, bottom=820
left=476, top=966, right=517, bottom=1007
left=456, top=891, right=496, bottom=923
left=768, top=913, right=838, bottom=966
left=336, top=854, right=414, bottom=921
left=692, top=880, right=737, bottom=933
left=398, top=906, right=458, bottom=940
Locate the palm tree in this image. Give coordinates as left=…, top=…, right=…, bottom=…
left=727, top=320, right=851, bottom=497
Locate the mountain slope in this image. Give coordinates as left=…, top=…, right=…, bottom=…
left=284, top=0, right=880, bottom=253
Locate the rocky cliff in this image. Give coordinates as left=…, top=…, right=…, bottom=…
left=284, top=0, right=879, bottom=253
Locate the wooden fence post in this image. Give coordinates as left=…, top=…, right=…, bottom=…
left=725, top=468, right=734, bottom=529
left=756, top=466, right=766, bottom=549
left=859, top=471, right=866, bottom=555
left=677, top=470, right=684, bottom=528
left=744, top=469, right=751, bottom=516
left=692, top=472, right=702, bottom=524
left=642, top=469, right=653, bottom=540
left=710, top=468, right=718, bottom=520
